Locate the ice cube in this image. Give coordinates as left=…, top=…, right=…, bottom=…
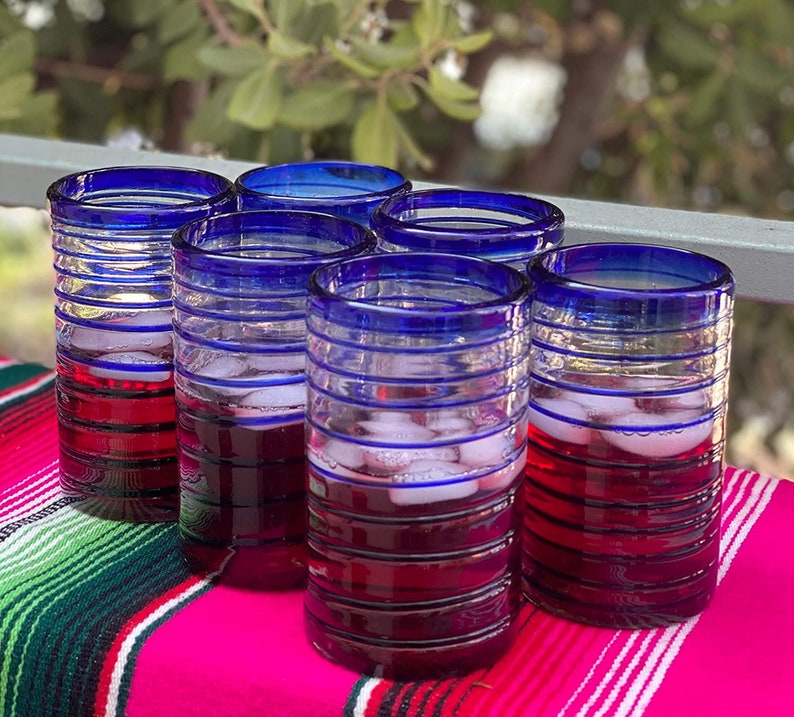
left=458, top=432, right=509, bottom=468
left=660, top=389, right=706, bottom=410
left=308, top=451, right=362, bottom=480
left=200, top=355, right=247, bottom=379
left=559, top=390, right=636, bottom=418
left=388, top=460, right=478, bottom=505
left=358, top=420, right=435, bottom=441
left=241, top=382, right=307, bottom=410
left=365, top=411, right=417, bottom=426
left=70, top=325, right=171, bottom=352
left=119, top=309, right=173, bottom=328
left=601, top=410, right=714, bottom=458
left=362, top=444, right=458, bottom=473
left=245, top=352, right=305, bottom=373
left=470, top=406, right=507, bottom=428
left=478, top=445, right=527, bottom=491
left=89, top=351, right=172, bottom=383
left=323, top=439, right=365, bottom=470
left=426, top=414, right=473, bottom=436
left=529, top=398, right=591, bottom=445
left=616, top=376, right=676, bottom=391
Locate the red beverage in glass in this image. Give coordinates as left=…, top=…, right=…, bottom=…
left=303, top=415, right=525, bottom=679
left=176, top=389, right=306, bottom=589
left=522, top=405, right=723, bottom=628
left=56, top=352, right=177, bottom=521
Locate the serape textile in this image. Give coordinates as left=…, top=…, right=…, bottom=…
left=0, top=358, right=792, bottom=716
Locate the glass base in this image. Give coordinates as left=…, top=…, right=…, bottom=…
left=179, top=533, right=306, bottom=590
left=304, top=608, right=518, bottom=680
left=522, top=577, right=715, bottom=629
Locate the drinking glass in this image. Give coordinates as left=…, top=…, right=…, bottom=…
left=304, top=252, right=530, bottom=678
left=171, top=210, right=375, bottom=588
left=236, top=161, right=411, bottom=226
left=371, top=188, right=564, bottom=269
left=522, top=243, right=735, bottom=628
left=48, top=166, right=236, bottom=521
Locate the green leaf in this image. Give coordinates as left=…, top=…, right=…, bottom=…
left=352, top=100, right=399, bottom=168
left=0, top=73, right=34, bottom=116
left=228, top=65, right=283, bottom=129
left=1, top=90, right=58, bottom=134
left=412, top=0, right=450, bottom=47
left=198, top=44, right=267, bottom=77
left=451, top=30, right=493, bottom=54
left=726, top=80, right=753, bottom=132
left=386, top=81, right=419, bottom=111
left=267, top=0, right=303, bottom=30
left=428, top=67, right=478, bottom=101
left=225, top=0, right=263, bottom=18
left=164, top=28, right=211, bottom=81
left=186, top=79, right=239, bottom=144
left=158, top=0, right=202, bottom=44
left=0, top=32, right=34, bottom=80
left=349, top=37, right=420, bottom=69
left=422, top=83, right=481, bottom=121
left=278, top=81, right=355, bottom=130
left=734, top=47, right=789, bottom=95
left=684, top=71, right=725, bottom=127
left=763, top=0, right=794, bottom=43
left=121, top=0, right=168, bottom=28
left=657, top=21, right=719, bottom=70
left=324, top=36, right=380, bottom=78
left=267, top=30, right=316, bottom=60
left=296, top=2, right=339, bottom=46
left=0, top=5, right=24, bottom=36
left=684, top=0, right=760, bottom=28
left=391, top=112, right=434, bottom=171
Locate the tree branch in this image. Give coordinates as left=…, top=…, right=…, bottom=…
left=504, top=9, right=642, bottom=194
left=197, top=0, right=247, bottom=47
left=35, top=58, right=160, bottom=91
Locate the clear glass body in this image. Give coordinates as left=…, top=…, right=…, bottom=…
left=522, top=243, right=735, bottom=628
left=235, top=161, right=411, bottom=227
left=47, top=166, right=236, bottom=521
left=304, top=252, right=530, bottom=678
left=371, top=188, right=564, bottom=270
left=172, top=210, right=375, bottom=588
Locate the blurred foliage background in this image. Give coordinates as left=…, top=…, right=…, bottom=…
left=0, top=0, right=793, bottom=475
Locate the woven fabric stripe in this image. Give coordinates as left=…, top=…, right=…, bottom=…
left=0, top=363, right=53, bottom=397
left=0, top=361, right=202, bottom=716
left=353, top=466, right=776, bottom=717
left=99, top=576, right=213, bottom=717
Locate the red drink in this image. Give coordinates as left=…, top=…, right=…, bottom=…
left=176, top=390, right=306, bottom=590
left=56, top=352, right=178, bottom=521
left=522, top=409, right=723, bottom=628
left=303, top=416, right=525, bottom=679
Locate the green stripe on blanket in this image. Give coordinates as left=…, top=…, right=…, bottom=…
left=0, top=500, right=191, bottom=716
left=0, top=363, right=53, bottom=394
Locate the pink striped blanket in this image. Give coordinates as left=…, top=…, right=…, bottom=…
left=0, top=358, right=791, bottom=716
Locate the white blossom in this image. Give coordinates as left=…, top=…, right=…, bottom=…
left=474, top=56, right=566, bottom=150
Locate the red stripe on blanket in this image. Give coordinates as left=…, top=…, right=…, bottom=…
left=93, top=575, right=206, bottom=717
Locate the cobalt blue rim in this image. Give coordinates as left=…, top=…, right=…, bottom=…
left=172, top=209, right=376, bottom=279
left=528, top=243, right=734, bottom=299
left=236, top=161, right=411, bottom=204
left=528, top=243, right=734, bottom=326
left=47, top=166, right=236, bottom=230
left=308, top=252, right=530, bottom=334
left=370, top=188, right=564, bottom=256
